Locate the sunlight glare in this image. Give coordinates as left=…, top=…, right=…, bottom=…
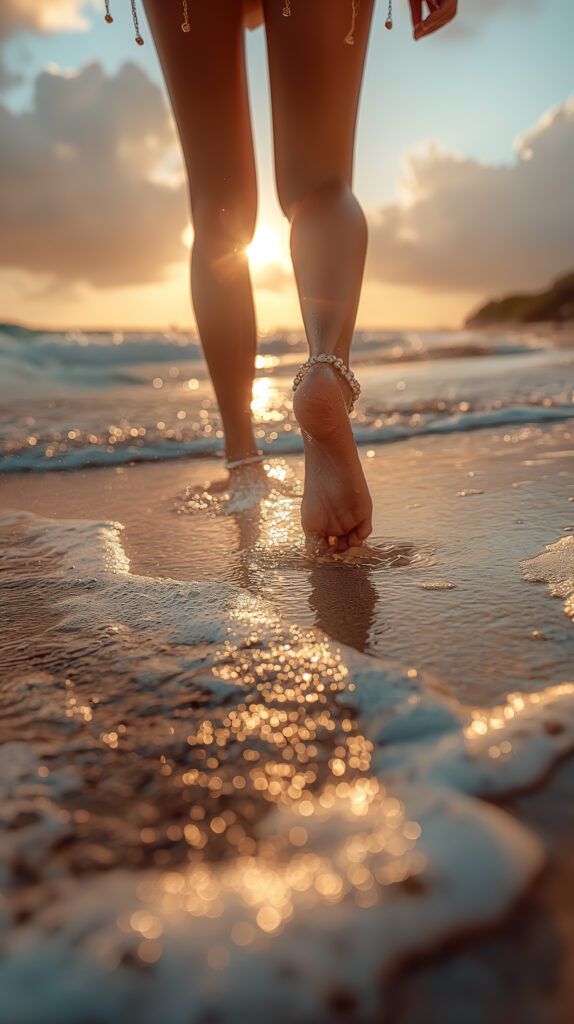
left=247, top=226, right=283, bottom=269
left=251, top=377, right=274, bottom=417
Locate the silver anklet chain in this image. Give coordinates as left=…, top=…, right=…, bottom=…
left=225, top=451, right=265, bottom=471
left=292, top=353, right=361, bottom=412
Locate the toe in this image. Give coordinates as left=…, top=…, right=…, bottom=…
left=346, top=529, right=364, bottom=549
left=357, top=517, right=373, bottom=541
left=305, top=533, right=329, bottom=557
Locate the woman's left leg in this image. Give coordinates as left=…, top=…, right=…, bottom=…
left=263, top=0, right=375, bottom=551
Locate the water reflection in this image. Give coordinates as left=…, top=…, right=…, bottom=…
left=176, top=461, right=426, bottom=657
left=4, top=509, right=574, bottom=1017
left=308, top=559, right=377, bottom=651
left=307, top=542, right=418, bottom=653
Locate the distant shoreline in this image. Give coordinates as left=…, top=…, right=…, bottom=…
left=464, top=271, right=574, bottom=329
left=2, top=318, right=574, bottom=337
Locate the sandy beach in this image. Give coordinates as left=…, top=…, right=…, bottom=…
left=1, top=0, right=573, bottom=1014
left=1, top=323, right=574, bottom=1021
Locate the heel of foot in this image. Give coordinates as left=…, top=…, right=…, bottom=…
left=293, top=364, right=353, bottom=442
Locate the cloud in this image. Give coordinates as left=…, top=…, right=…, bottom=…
left=251, top=263, right=292, bottom=292
left=0, top=60, right=188, bottom=288
left=365, top=95, right=574, bottom=295
left=0, top=0, right=93, bottom=38
left=0, top=1, right=96, bottom=87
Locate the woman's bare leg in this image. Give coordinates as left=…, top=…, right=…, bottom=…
left=143, top=0, right=259, bottom=464
left=264, top=0, right=374, bottom=551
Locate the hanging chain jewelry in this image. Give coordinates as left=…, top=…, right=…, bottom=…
left=344, top=0, right=360, bottom=45
left=182, top=1, right=191, bottom=33
left=104, top=2, right=394, bottom=54
left=130, top=0, right=144, bottom=44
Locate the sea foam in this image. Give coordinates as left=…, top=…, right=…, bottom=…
left=2, top=403, right=573, bottom=474
left=1, top=512, right=573, bottom=1022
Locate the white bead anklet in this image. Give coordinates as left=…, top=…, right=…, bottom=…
left=292, top=353, right=361, bottom=412
left=225, top=451, right=265, bottom=471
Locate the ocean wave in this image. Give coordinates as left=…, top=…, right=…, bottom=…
left=1, top=510, right=574, bottom=1021
left=2, top=402, right=573, bottom=474
left=0, top=324, right=203, bottom=367
left=0, top=323, right=553, bottom=393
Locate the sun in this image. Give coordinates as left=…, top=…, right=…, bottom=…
left=181, top=222, right=286, bottom=270
left=247, top=225, right=284, bottom=269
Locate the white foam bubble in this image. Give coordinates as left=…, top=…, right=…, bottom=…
left=522, top=534, right=574, bottom=606
left=1, top=512, right=574, bottom=1022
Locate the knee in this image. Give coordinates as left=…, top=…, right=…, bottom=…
left=191, top=195, right=256, bottom=259
left=277, top=175, right=364, bottom=227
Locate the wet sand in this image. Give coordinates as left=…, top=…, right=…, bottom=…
left=1, top=419, right=573, bottom=1020
left=2, top=418, right=573, bottom=698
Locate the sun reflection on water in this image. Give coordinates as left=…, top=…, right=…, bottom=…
left=112, top=628, right=428, bottom=950
left=250, top=377, right=286, bottom=423
left=464, top=683, right=574, bottom=755
left=6, top=513, right=574, bottom=991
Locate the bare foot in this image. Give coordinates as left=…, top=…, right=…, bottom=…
left=293, top=363, right=373, bottom=553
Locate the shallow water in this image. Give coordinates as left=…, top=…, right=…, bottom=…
left=0, top=495, right=574, bottom=1022
left=1, top=322, right=573, bottom=471
left=4, top=421, right=572, bottom=705
left=1, top=323, right=574, bottom=1021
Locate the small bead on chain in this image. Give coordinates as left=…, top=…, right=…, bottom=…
left=292, top=354, right=361, bottom=413
left=130, top=0, right=144, bottom=44
left=105, top=1, right=393, bottom=46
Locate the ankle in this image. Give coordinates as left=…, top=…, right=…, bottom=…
left=293, top=364, right=349, bottom=440
left=225, top=451, right=265, bottom=470
left=293, top=353, right=360, bottom=413
left=223, top=425, right=259, bottom=465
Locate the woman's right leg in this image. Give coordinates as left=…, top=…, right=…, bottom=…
left=142, top=1, right=259, bottom=464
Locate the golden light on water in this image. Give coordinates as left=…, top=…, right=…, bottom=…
left=256, top=489, right=301, bottom=549
left=255, top=354, right=280, bottom=370
left=112, top=608, right=573, bottom=957
left=8, top=511, right=574, bottom=998
left=250, top=377, right=286, bottom=422
left=111, top=625, right=427, bottom=952
left=463, top=683, right=574, bottom=753
left=250, top=377, right=273, bottom=417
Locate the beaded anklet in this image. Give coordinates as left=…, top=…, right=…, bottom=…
left=225, top=452, right=265, bottom=471
left=292, top=354, right=361, bottom=412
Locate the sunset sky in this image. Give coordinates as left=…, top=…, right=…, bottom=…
left=1, top=0, right=573, bottom=332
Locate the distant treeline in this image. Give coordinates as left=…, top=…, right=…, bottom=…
left=465, top=271, right=574, bottom=327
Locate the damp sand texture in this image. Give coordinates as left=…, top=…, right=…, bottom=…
left=1, top=323, right=574, bottom=1021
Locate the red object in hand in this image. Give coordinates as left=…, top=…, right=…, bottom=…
left=409, top=0, right=458, bottom=40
